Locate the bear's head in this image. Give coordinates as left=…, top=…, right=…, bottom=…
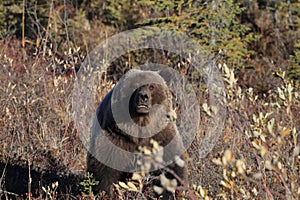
left=128, top=82, right=176, bottom=128
left=111, top=69, right=176, bottom=129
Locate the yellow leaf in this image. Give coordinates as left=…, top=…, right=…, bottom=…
left=223, top=169, right=229, bottom=181
left=222, top=149, right=234, bottom=166
left=119, top=181, right=129, bottom=189
left=267, top=118, right=275, bottom=135
left=252, top=139, right=260, bottom=149
left=260, top=145, right=268, bottom=157
left=277, top=87, right=285, bottom=100
left=199, top=185, right=206, bottom=197
left=212, top=158, right=222, bottom=166
left=236, top=159, right=246, bottom=174
left=265, top=160, right=274, bottom=171
left=281, top=127, right=290, bottom=137
left=252, top=187, right=258, bottom=196
left=220, top=180, right=231, bottom=188
left=153, top=186, right=163, bottom=195
left=293, top=146, right=300, bottom=157
left=127, top=181, right=138, bottom=191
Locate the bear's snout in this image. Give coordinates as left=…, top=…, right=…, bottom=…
left=138, top=91, right=149, bottom=103
left=135, top=89, right=151, bottom=114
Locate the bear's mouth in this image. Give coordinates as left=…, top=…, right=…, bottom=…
left=136, top=104, right=150, bottom=114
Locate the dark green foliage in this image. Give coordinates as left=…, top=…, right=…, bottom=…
left=135, top=0, right=259, bottom=68
left=0, top=0, right=49, bottom=39
left=289, top=40, right=300, bottom=82
left=0, top=1, right=23, bottom=38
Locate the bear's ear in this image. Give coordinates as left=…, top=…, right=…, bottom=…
left=158, top=67, right=182, bottom=88
left=157, top=67, right=174, bottom=85
left=158, top=67, right=181, bottom=109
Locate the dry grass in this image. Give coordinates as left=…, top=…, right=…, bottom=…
left=0, top=35, right=299, bottom=200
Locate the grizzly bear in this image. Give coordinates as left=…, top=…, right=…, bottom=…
left=87, top=69, right=187, bottom=199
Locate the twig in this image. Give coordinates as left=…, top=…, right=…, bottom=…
left=229, top=108, right=276, bottom=200
left=0, top=162, right=19, bottom=198
left=0, top=190, right=19, bottom=197
left=274, top=170, right=293, bottom=199
left=0, top=162, right=7, bottom=188
left=22, top=0, right=25, bottom=48
left=28, top=158, right=32, bottom=200
left=43, top=0, right=54, bottom=57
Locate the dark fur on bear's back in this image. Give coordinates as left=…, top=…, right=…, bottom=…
left=87, top=69, right=187, bottom=198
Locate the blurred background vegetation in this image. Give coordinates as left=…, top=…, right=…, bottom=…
left=0, top=0, right=299, bottom=85
left=0, top=0, right=299, bottom=199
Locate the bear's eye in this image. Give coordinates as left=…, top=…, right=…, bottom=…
left=149, top=85, right=154, bottom=90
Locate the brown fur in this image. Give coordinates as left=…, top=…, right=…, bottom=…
left=87, top=69, right=187, bottom=198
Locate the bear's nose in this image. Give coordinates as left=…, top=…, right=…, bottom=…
left=139, top=92, right=149, bottom=103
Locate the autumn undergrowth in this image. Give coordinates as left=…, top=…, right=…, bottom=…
left=0, top=34, right=298, bottom=199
